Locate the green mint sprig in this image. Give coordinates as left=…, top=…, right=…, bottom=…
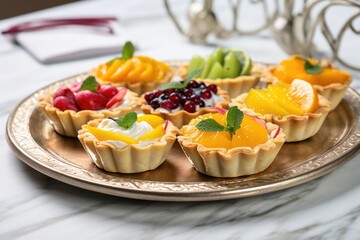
left=158, top=69, right=202, bottom=91
left=106, top=41, right=135, bottom=64
left=295, top=56, right=323, bottom=74
left=195, top=106, right=244, bottom=139
left=110, top=112, right=137, bottom=129
left=80, top=76, right=98, bottom=92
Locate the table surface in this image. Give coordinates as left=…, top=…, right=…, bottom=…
left=1, top=1, right=360, bottom=239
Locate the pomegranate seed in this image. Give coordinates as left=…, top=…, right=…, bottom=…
left=187, top=80, right=199, bottom=88
left=161, top=100, right=175, bottom=111
left=150, top=99, right=160, bottom=109
left=153, top=90, right=163, bottom=98
left=183, top=101, right=196, bottom=113
left=183, top=89, right=194, bottom=97
left=199, top=82, right=206, bottom=89
left=169, top=93, right=180, bottom=105
left=164, top=88, right=175, bottom=94
left=144, top=92, right=155, bottom=103
left=207, top=84, right=218, bottom=94
left=53, top=96, right=79, bottom=112
left=190, top=95, right=201, bottom=105
left=200, top=89, right=212, bottom=99
left=160, top=94, right=169, bottom=100
left=180, top=96, right=187, bottom=106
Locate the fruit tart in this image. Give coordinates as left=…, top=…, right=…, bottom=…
left=231, top=79, right=331, bottom=142
left=268, top=55, right=352, bottom=110
left=78, top=112, right=178, bottom=173
left=177, top=106, right=285, bottom=178
left=178, top=48, right=264, bottom=98
left=93, top=41, right=174, bottom=95
left=38, top=76, right=138, bottom=137
left=140, top=71, right=229, bottom=128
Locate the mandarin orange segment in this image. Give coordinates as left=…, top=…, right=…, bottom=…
left=267, top=84, right=304, bottom=115
left=103, top=59, right=123, bottom=81
left=318, top=68, right=351, bottom=85
left=183, top=113, right=268, bottom=150
left=231, top=115, right=268, bottom=148
left=96, top=54, right=170, bottom=83
left=272, top=55, right=350, bottom=86
left=245, top=89, right=290, bottom=117
left=110, top=59, right=135, bottom=82
left=287, top=79, right=320, bottom=113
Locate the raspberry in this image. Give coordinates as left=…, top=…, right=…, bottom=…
left=53, top=87, right=76, bottom=103
left=97, top=85, right=118, bottom=99
left=75, top=90, right=108, bottom=110
left=53, top=96, right=79, bottom=112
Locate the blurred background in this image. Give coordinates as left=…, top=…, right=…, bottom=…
left=0, top=0, right=77, bottom=19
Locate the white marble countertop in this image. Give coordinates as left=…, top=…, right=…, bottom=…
left=1, top=1, right=360, bottom=239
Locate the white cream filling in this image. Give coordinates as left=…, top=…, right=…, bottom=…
left=88, top=118, right=157, bottom=149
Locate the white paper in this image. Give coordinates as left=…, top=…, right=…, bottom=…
left=15, top=22, right=134, bottom=63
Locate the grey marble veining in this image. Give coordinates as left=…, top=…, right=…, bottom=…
left=0, top=0, right=359, bottom=239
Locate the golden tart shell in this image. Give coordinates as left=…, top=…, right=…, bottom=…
left=230, top=93, right=331, bottom=142
left=140, top=89, right=230, bottom=129
left=77, top=118, right=178, bottom=173
left=177, top=63, right=266, bottom=98
left=177, top=122, right=285, bottom=178
left=38, top=90, right=139, bottom=137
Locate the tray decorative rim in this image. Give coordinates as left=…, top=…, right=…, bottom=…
left=6, top=66, right=360, bottom=201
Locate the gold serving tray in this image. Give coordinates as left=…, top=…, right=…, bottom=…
left=6, top=67, right=360, bottom=202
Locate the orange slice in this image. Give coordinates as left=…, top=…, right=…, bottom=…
left=287, top=79, right=319, bottom=113
left=245, top=89, right=290, bottom=117
left=183, top=113, right=268, bottom=150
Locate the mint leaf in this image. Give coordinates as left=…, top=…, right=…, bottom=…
left=304, top=61, right=322, bottom=74
left=80, top=76, right=98, bottom=92
left=195, top=106, right=244, bottom=139
left=158, top=82, right=186, bottom=91
left=122, top=41, right=134, bottom=60
left=158, top=69, right=203, bottom=91
left=196, top=119, right=225, bottom=132
left=295, top=56, right=322, bottom=74
left=183, top=69, right=203, bottom=86
left=113, top=112, right=137, bottom=129
left=224, top=106, right=243, bottom=138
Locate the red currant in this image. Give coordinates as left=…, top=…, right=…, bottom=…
left=144, top=92, right=155, bottom=103
left=161, top=100, right=175, bottom=111
left=183, top=101, right=196, bottom=113
left=207, top=84, right=218, bottom=94
left=200, top=89, right=212, bottom=99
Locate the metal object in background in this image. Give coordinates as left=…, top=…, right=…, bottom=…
left=164, top=0, right=360, bottom=71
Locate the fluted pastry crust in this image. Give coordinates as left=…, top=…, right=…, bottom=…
left=177, top=122, right=285, bottom=178
left=230, top=94, right=331, bottom=142
left=78, top=119, right=178, bottom=173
